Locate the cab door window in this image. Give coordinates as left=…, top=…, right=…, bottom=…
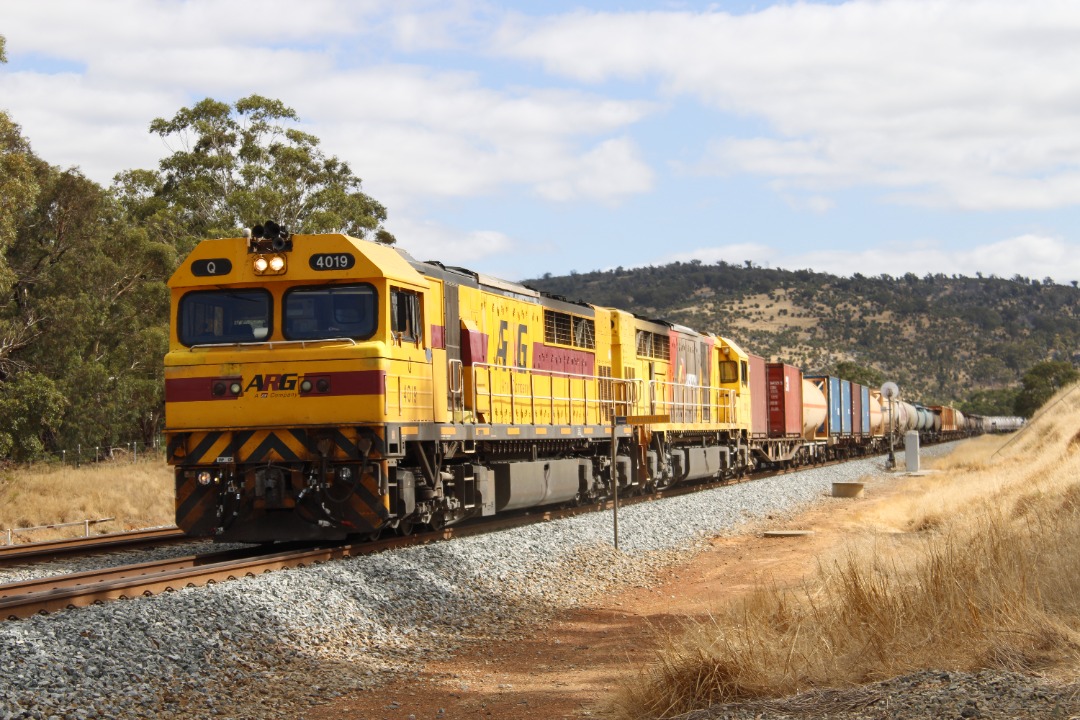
left=391, top=288, right=423, bottom=343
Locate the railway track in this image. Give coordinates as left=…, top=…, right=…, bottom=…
left=0, top=456, right=863, bottom=621
left=0, top=526, right=189, bottom=568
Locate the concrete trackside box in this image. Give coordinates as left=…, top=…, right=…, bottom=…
left=766, top=363, right=803, bottom=438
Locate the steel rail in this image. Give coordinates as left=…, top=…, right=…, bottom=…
left=0, top=527, right=188, bottom=567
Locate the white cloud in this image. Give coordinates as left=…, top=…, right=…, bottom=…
left=496, top=1, right=1080, bottom=211
left=657, top=234, right=1080, bottom=284
left=388, top=217, right=513, bottom=264
left=1, top=6, right=654, bottom=204
left=534, top=137, right=653, bottom=202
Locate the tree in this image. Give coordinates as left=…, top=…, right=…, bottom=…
left=0, top=110, right=44, bottom=380
left=0, top=103, right=173, bottom=459
left=1013, top=361, right=1079, bottom=417
left=0, top=371, right=65, bottom=461
left=118, top=95, right=394, bottom=254
left=832, top=360, right=885, bottom=389
left=959, top=387, right=1020, bottom=417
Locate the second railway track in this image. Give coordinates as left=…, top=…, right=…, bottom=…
left=0, top=526, right=189, bottom=567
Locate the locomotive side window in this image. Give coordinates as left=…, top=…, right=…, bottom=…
left=635, top=329, right=671, bottom=360
left=283, top=284, right=377, bottom=340
left=719, top=360, right=739, bottom=384
left=179, top=290, right=272, bottom=346
left=391, top=288, right=423, bottom=343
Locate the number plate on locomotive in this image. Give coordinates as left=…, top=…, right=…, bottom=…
left=191, top=259, right=233, bottom=276
left=309, top=253, right=356, bottom=270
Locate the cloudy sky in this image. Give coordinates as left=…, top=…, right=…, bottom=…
left=2, top=0, right=1080, bottom=283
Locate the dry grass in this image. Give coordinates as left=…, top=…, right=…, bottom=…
left=0, top=456, right=174, bottom=542
left=614, top=384, right=1080, bottom=719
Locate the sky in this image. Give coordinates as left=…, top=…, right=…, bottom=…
left=3, top=0, right=1080, bottom=284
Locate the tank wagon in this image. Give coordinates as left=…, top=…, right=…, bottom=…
left=164, top=226, right=1019, bottom=543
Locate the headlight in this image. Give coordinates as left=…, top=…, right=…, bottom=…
left=229, top=382, right=242, bottom=395
left=252, top=254, right=286, bottom=274
left=197, top=471, right=213, bottom=486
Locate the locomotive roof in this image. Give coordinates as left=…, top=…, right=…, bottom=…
left=170, top=233, right=429, bottom=289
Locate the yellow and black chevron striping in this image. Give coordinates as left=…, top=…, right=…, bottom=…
left=167, top=426, right=384, bottom=465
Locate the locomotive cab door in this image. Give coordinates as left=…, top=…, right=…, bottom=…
left=443, top=282, right=465, bottom=422
left=389, top=286, right=435, bottom=422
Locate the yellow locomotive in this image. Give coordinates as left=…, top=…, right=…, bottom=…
left=165, top=224, right=755, bottom=542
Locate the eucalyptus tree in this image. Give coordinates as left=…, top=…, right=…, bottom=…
left=116, top=94, right=395, bottom=255
left=1013, top=360, right=1079, bottom=418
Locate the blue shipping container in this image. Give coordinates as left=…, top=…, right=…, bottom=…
left=861, top=385, right=871, bottom=435
left=840, top=380, right=852, bottom=435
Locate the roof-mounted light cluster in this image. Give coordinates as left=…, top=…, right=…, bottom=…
left=245, top=220, right=293, bottom=253
left=245, top=220, right=291, bottom=276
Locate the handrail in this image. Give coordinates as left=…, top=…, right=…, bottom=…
left=189, top=337, right=358, bottom=350
left=470, top=363, right=638, bottom=426
left=648, top=379, right=737, bottom=425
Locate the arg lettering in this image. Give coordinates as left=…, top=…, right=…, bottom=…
left=245, top=373, right=299, bottom=392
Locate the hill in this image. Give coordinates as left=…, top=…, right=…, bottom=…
left=526, top=262, right=1080, bottom=414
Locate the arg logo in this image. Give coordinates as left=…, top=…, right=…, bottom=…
left=245, top=373, right=299, bottom=394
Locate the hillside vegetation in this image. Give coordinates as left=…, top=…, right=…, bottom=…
left=528, top=262, right=1080, bottom=412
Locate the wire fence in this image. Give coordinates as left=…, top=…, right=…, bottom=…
left=51, top=436, right=167, bottom=466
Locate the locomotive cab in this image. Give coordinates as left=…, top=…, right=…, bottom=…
left=165, top=227, right=434, bottom=542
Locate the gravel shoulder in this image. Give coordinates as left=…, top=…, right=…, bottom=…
left=5, top=444, right=1074, bottom=720
left=305, top=448, right=1080, bottom=720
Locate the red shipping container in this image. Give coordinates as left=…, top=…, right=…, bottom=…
left=749, top=354, right=768, bottom=438
left=852, top=382, right=864, bottom=435
left=767, top=363, right=803, bottom=438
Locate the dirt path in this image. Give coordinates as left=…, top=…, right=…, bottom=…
left=304, top=475, right=911, bottom=720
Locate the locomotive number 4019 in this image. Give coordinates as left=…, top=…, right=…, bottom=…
left=309, top=253, right=356, bottom=271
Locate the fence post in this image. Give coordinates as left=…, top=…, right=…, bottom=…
left=77, top=444, right=82, bottom=468
left=133, top=441, right=137, bottom=463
